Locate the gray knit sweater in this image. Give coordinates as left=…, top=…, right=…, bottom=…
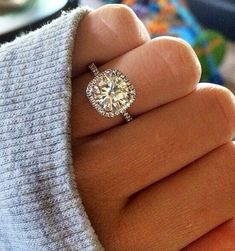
left=0, top=7, right=103, bottom=251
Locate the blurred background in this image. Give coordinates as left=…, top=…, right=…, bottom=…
left=0, top=0, right=235, bottom=93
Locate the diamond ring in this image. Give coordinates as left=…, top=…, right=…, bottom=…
left=86, top=63, right=136, bottom=122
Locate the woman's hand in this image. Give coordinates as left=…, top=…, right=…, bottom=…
left=71, top=5, right=235, bottom=250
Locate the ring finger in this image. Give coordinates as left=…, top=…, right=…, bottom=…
left=71, top=37, right=201, bottom=138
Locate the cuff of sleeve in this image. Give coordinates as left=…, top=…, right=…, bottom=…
left=0, top=7, right=104, bottom=251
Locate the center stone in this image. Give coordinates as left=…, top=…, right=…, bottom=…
left=87, top=69, right=136, bottom=117
left=93, top=75, right=130, bottom=113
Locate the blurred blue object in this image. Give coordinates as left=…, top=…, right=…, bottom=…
left=187, top=0, right=235, bottom=41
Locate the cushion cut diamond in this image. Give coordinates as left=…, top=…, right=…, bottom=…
left=86, top=69, right=136, bottom=117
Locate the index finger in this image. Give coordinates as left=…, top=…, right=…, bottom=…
left=72, top=4, right=150, bottom=77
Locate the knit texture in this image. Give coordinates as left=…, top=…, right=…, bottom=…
left=0, top=8, right=103, bottom=251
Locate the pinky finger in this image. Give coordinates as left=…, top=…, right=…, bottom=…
left=117, top=142, right=235, bottom=251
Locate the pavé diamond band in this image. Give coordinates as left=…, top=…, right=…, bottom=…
left=86, top=63, right=136, bottom=122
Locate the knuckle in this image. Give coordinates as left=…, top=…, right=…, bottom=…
left=100, top=4, right=133, bottom=16
left=151, top=37, right=201, bottom=92
left=215, top=142, right=235, bottom=196
left=219, top=142, right=235, bottom=168
left=99, top=4, right=149, bottom=45
left=175, top=38, right=202, bottom=84
left=108, top=4, right=136, bottom=18
left=200, top=84, right=235, bottom=138
left=106, top=4, right=138, bottom=24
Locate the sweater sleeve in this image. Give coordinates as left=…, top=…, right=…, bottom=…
left=0, top=7, right=104, bottom=251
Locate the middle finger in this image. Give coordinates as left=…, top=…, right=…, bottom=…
left=74, top=84, right=235, bottom=198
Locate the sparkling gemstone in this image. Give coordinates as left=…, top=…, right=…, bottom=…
left=87, top=70, right=136, bottom=117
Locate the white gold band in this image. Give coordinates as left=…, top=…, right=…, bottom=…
left=122, top=111, right=133, bottom=122
left=89, top=63, right=100, bottom=77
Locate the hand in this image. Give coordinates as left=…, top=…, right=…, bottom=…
left=71, top=5, right=235, bottom=250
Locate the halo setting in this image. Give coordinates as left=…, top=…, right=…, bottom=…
left=86, top=69, right=136, bottom=119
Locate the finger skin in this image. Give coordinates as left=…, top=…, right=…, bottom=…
left=183, top=219, right=235, bottom=251
left=72, top=4, right=150, bottom=77
left=72, top=37, right=201, bottom=138
left=114, top=142, right=235, bottom=251
left=74, top=84, right=235, bottom=198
